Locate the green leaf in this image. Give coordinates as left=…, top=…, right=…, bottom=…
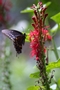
left=21, top=7, right=33, bottom=13
left=51, top=13, right=60, bottom=24
left=57, top=79, right=60, bottom=86
left=46, top=59, right=60, bottom=71
left=27, top=86, right=40, bottom=90
left=45, top=2, right=51, bottom=7
left=30, top=72, right=40, bottom=78
left=58, top=23, right=60, bottom=29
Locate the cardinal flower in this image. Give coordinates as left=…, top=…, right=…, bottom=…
left=29, top=2, right=52, bottom=61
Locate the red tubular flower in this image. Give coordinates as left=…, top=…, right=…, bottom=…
left=29, top=2, right=52, bottom=61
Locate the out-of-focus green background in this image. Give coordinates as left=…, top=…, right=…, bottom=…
left=0, top=0, right=60, bottom=90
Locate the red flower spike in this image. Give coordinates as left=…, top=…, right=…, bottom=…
left=43, top=7, right=47, bottom=13
left=46, top=33, right=52, bottom=41
left=44, top=14, right=48, bottom=19
left=39, top=2, right=43, bottom=8
left=32, top=16, right=37, bottom=24
left=0, top=0, right=2, bottom=5
left=31, top=4, right=36, bottom=9
left=32, top=23, right=36, bottom=28
left=34, top=10, right=37, bottom=17
left=29, top=2, right=52, bottom=88
left=29, top=2, right=52, bottom=61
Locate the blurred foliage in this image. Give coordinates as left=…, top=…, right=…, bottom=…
left=27, top=86, right=40, bottom=90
